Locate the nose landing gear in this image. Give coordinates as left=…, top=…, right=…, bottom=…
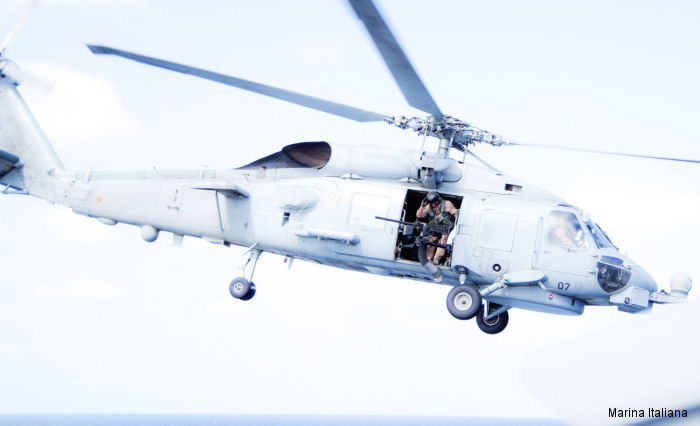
left=229, top=247, right=261, bottom=301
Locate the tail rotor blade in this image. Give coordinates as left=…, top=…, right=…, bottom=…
left=508, top=141, right=700, bottom=164
left=348, top=0, right=442, bottom=117
left=86, top=44, right=391, bottom=123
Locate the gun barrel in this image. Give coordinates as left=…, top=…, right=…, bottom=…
left=423, top=240, right=450, bottom=249
left=374, top=216, right=420, bottom=226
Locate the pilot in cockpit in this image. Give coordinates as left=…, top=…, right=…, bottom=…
left=547, top=210, right=587, bottom=249
left=416, top=191, right=458, bottom=265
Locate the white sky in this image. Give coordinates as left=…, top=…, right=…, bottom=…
left=1, top=1, right=699, bottom=424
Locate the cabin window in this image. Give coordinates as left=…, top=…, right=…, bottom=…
left=546, top=210, right=588, bottom=249
left=476, top=211, right=518, bottom=252
left=348, top=193, right=391, bottom=230
left=505, top=183, right=522, bottom=193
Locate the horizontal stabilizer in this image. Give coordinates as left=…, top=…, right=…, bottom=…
left=193, top=182, right=249, bottom=198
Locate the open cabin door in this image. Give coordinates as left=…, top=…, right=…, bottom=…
left=393, top=189, right=463, bottom=266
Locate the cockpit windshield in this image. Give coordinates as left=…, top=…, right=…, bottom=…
left=585, top=220, right=617, bottom=249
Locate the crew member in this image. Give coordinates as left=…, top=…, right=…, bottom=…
left=548, top=211, right=586, bottom=249
left=416, top=191, right=458, bottom=265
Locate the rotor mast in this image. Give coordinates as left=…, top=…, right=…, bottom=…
left=439, top=138, right=450, bottom=158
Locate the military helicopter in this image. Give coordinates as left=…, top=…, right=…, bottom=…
left=0, top=0, right=694, bottom=334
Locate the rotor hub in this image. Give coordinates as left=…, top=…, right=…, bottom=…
left=0, top=58, right=21, bottom=85
left=390, top=115, right=509, bottom=152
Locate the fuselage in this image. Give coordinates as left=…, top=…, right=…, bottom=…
left=46, top=141, right=656, bottom=316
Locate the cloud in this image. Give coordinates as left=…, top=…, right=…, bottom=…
left=21, top=62, right=142, bottom=150
left=567, top=173, right=700, bottom=234
left=33, top=276, right=121, bottom=300
left=0, top=344, right=25, bottom=358
left=42, top=207, right=123, bottom=245
left=39, top=0, right=147, bottom=8
left=521, top=304, right=700, bottom=425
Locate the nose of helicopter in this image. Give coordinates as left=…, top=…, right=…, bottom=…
left=629, top=265, right=658, bottom=294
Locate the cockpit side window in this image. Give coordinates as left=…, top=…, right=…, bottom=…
left=546, top=210, right=589, bottom=250
left=585, top=220, right=617, bottom=249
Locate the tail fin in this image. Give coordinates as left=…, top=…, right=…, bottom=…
left=0, top=78, right=65, bottom=198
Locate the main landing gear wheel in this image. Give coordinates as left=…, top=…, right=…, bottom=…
left=476, top=305, right=509, bottom=334
left=446, top=285, right=482, bottom=320
left=230, top=248, right=261, bottom=301
left=229, top=277, right=255, bottom=301
left=241, top=284, right=256, bottom=301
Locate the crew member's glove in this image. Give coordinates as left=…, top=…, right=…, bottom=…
left=421, top=198, right=428, bottom=206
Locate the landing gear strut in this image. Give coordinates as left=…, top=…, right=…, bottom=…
left=229, top=248, right=261, bottom=301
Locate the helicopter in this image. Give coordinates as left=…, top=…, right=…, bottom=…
left=0, top=0, right=694, bottom=335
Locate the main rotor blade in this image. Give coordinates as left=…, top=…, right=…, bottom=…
left=348, top=0, right=442, bottom=117
left=86, top=45, right=391, bottom=123
left=508, top=141, right=700, bottom=164
left=1, top=0, right=40, bottom=53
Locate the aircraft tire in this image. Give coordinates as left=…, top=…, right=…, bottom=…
left=229, top=277, right=252, bottom=299
left=446, top=285, right=482, bottom=320
left=476, top=308, right=509, bottom=334
left=240, top=284, right=256, bottom=301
